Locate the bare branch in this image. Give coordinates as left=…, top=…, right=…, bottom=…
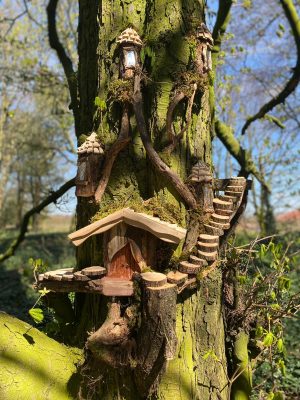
left=46, top=0, right=79, bottom=133
left=0, top=178, right=75, bottom=264
left=94, top=105, right=131, bottom=203
left=133, top=75, right=197, bottom=209
left=212, top=0, right=233, bottom=70
left=215, top=119, right=270, bottom=191
left=241, top=0, right=300, bottom=135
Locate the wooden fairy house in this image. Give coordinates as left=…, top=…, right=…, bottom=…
left=195, top=23, right=214, bottom=74
left=68, top=208, right=186, bottom=295
left=116, top=28, right=143, bottom=79
left=75, top=132, right=104, bottom=197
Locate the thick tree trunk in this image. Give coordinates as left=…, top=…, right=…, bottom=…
left=75, top=1, right=229, bottom=399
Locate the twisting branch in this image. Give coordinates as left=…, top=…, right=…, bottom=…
left=0, top=178, right=75, bottom=264
left=166, top=91, right=185, bottom=142
left=241, top=0, right=300, bottom=135
left=215, top=119, right=270, bottom=191
left=165, top=84, right=197, bottom=153
left=133, top=75, right=197, bottom=209
left=212, top=0, right=233, bottom=70
left=94, top=105, right=131, bottom=203
left=46, top=0, right=79, bottom=133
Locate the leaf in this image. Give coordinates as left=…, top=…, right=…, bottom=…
left=94, top=97, right=106, bottom=111
left=29, top=308, right=44, bottom=324
left=263, top=332, right=274, bottom=347
left=38, top=287, right=51, bottom=296
left=278, top=359, right=286, bottom=376
left=273, top=392, right=285, bottom=400
left=255, top=326, right=264, bottom=338
left=277, top=338, right=284, bottom=353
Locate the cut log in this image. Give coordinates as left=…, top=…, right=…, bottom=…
left=204, top=224, right=224, bottom=236
left=73, top=271, right=90, bottom=281
left=198, top=250, right=218, bottom=261
left=211, top=213, right=230, bottom=224
left=81, top=266, right=107, bottom=277
left=214, top=208, right=232, bottom=216
left=101, top=277, right=134, bottom=296
left=228, top=177, right=246, bottom=185
left=197, top=241, right=219, bottom=253
left=189, top=255, right=207, bottom=266
left=179, top=261, right=203, bottom=274
left=167, top=271, right=188, bottom=285
left=140, top=272, right=167, bottom=287
left=209, top=220, right=230, bottom=230
left=224, top=191, right=243, bottom=198
left=44, top=268, right=74, bottom=280
left=199, top=233, right=219, bottom=243
left=217, top=195, right=237, bottom=203
left=213, top=198, right=233, bottom=210
left=61, top=271, right=74, bottom=281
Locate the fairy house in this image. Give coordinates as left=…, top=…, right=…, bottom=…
left=68, top=208, right=186, bottom=285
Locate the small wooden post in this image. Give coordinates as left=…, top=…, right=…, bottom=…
left=188, top=161, right=214, bottom=212
left=195, top=23, right=214, bottom=74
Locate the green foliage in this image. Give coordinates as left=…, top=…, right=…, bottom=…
left=28, top=307, right=44, bottom=324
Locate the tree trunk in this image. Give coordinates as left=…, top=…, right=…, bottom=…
left=75, top=1, right=229, bottom=399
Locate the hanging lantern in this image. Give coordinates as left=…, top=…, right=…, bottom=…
left=195, top=23, right=214, bottom=74
left=75, top=132, right=104, bottom=197
left=117, top=27, right=143, bottom=79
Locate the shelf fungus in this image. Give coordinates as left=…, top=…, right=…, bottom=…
left=195, top=22, right=214, bottom=74
left=117, top=27, right=143, bottom=79
left=75, top=132, right=104, bottom=197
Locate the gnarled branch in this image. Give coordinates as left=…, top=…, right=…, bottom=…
left=133, top=75, right=197, bottom=209
left=94, top=105, right=131, bottom=203
left=241, top=0, right=300, bottom=135
left=0, top=178, right=75, bottom=264
left=215, top=119, right=270, bottom=191
left=46, top=0, right=79, bottom=133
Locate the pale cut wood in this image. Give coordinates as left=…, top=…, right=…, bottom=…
left=189, top=255, right=207, bottom=266
left=224, top=191, right=242, bottom=198
left=225, top=185, right=244, bottom=192
left=73, top=271, right=90, bottom=281
left=37, top=274, right=44, bottom=282
left=213, top=208, right=232, bottom=216
left=211, top=213, right=230, bottom=224
left=199, top=234, right=219, bottom=243
left=179, top=261, right=203, bottom=275
left=167, top=271, right=188, bottom=285
left=197, top=242, right=219, bottom=253
left=228, top=177, right=246, bottom=185
left=81, top=266, right=107, bottom=277
left=217, top=195, right=237, bottom=203
left=209, top=220, right=230, bottom=230
left=197, top=250, right=217, bottom=261
left=68, top=208, right=187, bottom=246
left=61, top=272, right=74, bottom=281
left=101, top=277, right=134, bottom=296
left=140, top=272, right=167, bottom=287
left=204, top=224, right=224, bottom=236
left=213, top=198, right=233, bottom=210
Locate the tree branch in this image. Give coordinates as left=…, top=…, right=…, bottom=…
left=0, top=178, right=75, bottom=264
left=94, top=105, right=131, bottom=203
left=241, top=0, right=300, bottom=135
left=46, top=0, right=79, bottom=133
left=215, top=119, right=270, bottom=191
left=212, top=0, right=233, bottom=70
left=133, top=75, right=197, bottom=209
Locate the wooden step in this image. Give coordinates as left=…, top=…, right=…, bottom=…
left=221, top=195, right=238, bottom=203
left=229, top=177, right=246, bottom=185
left=213, top=198, right=233, bottom=210
left=197, top=241, right=219, bottom=252
left=211, top=213, right=230, bottom=224
left=179, top=261, right=203, bottom=274
left=226, top=185, right=244, bottom=192
left=189, top=255, right=207, bottom=266
left=141, top=272, right=167, bottom=287
left=209, top=220, right=230, bottom=230
left=167, top=271, right=188, bottom=285
left=225, top=191, right=243, bottom=198
left=198, top=250, right=218, bottom=261
left=199, top=234, right=219, bottom=243
left=204, top=224, right=224, bottom=236
left=73, top=271, right=90, bottom=281
left=214, top=208, right=233, bottom=216
left=81, top=266, right=106, bottom=277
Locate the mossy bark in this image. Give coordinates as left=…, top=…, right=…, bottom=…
left=0, top=312, right=83, bottom=400
left=75, top=1, right=229, bottom=399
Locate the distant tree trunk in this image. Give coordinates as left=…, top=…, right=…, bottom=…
left=74, top=1, right=229, bottom=399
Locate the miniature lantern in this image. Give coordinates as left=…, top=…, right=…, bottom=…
left=188, top=161, right=214, bottom=212
left=117, top=27, right=143, bottom=79
left=195, top=23, right=214, bottom=74
left=75, top=132, right=104, bottom=197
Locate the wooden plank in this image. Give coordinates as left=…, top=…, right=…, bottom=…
left=73, top=271, right=90, bottom=281
left=101, top=277, right=134, bottom=296
left=81, top=266, right=107, bottom=277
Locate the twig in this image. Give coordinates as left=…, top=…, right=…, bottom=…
left=46, top=0, right=79, bottom=134
left=132, top=74, right=197, bottom=209
left=94, top=105, right=131, bottom=203
left=241, top=0, right=300, bottom=135
left=0, top=178, right=75, bottom=264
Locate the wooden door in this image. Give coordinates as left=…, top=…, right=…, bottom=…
left=107, top=242, right=140, bottom=280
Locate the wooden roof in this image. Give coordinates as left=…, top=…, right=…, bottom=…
left=68, top=208, right=186, bottom=246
